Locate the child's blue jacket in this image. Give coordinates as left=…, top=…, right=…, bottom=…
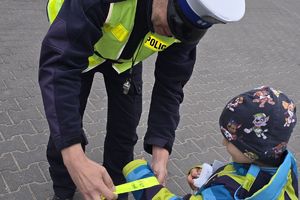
left=127, top=150, right=298, bottom=200
left=188, top=150, right=298, bottom=200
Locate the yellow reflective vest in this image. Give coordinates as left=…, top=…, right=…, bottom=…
left=47, top=0, right=179, bottom=74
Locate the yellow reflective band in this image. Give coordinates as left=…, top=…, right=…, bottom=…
left=144, top=35, right=168, bottom=52
left=101, top=176, right=159, bottom=199
left=115, top=176, right=159, bottom=194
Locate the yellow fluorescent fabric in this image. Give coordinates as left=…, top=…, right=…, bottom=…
left=152, top=188, right=177, bottom=200
left=115, top=176, right=159, bottom=194
left=111, top=24, right=129, bottom=42
left=47, top=0, right=179, bottom=74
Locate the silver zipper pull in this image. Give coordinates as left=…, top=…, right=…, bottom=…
left=123, top=80, right=131, bottom=95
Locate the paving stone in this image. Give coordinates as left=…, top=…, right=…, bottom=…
left=36, top=104, right=46, bottom=119
left=89, top=98, right=107, bottom=111
left=0, top=68, right=14, bottom=81
left=85, top=133, right=105, bottom=153
left=173, top=140, right=202, bottom=158
left=82, top=113, right=93, bottom=124
left=210, top=132, right=224, bottom=144
left=175, top=126, right=202, bottom=144
left=194, top=149, right=228, bottom=164
left=22, top=132, right=49, bottom=150
left=38, top=162, right=51, bottom=182
left=2, top=164, right=46, bottom=192
left=0, top=153, right=18, bottom=172
left=16, top=96, right=44, bottom=110
left=168, top=160, right=185, bottom=177
left=288, top=135, right=300, bottom=153
left=3, top=79, right=35, bottom=89
left=169, top=147, right=182, bottom=160
left=88, top=89, right=104, bottom=101
left=13, top=145, right=47, bottom=170
left=177, top=115, right=197, bottom=130
left=133, top=139, right=144, bottom=156
left=190, top=112, right=216, bottom=125
left=172, top=155, right=201, bottom=178
left=165, top=177, right=186, bottom=197
left=0, top=121, right=35, bottom=140
left=0, top=185, right=34, bottom=200
left=8, top=108, right=43, bottom=124
left=0, top=88, right=29, bottom=101
left=136, top=151, right=152, bottom=162
left=136, top=124, right=147, bottom=138
left=0, top=100, right=21, bottom=112
left=84, top=122, right=106, bottom=138
left=192, top=135, right=223, bottom=153
left=0, top=112, right=11, bottom=125
left=188, top=122, right=219, bottom=138
left=86, top=109, right=108, bottom=123
left=0, top=136, right=27, bottom=157
left=0, top=175, right=9, bottom=194
left=180, top=103, right=203, bottom=115
left=213, top=146, right=231, bottom=162
left=29, top=182, right=53, bottom=200
left=86, top=148, right=103, bottom=164
left=29, top=119, right=48, bottom=134
left=23, top=86, right=41, bottom=98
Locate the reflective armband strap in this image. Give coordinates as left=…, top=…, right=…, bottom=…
left=115, top=176, right=159, bottom=194
left=101, top=176, right=159, bottom=200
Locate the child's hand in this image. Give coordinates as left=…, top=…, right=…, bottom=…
left=187, top=167, right=202, bottom=190
left=187, top=163, right=215, bottom=191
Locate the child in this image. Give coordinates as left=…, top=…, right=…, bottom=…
left=122, top=86, right=298, bottom=199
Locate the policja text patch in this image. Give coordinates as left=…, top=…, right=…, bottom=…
left=144, top=35, right=168, bottom=51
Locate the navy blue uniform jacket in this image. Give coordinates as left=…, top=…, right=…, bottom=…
left=39, top=0, right=198, bottom=153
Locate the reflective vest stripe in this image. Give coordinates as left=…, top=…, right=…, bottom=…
left=47, top=0, right=179, bottom=74
left=47, top=0, right=64, bottom=24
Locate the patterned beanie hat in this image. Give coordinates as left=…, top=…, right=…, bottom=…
left=219, top=86, right=297, bottom=165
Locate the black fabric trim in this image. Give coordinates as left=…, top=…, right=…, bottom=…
left=204, top=165, right=227, bottom=186
left=142, top=185, right=164, bottom=200
left=247, top=170, right=272, bottom=197
left=284, top=191, right=292, bottom=200
left=205, top=175, right=240, bottom=197
left=182, top=194, right=192, bottom=200
left=207, top=167, right=273, bottom=199
left=291, top=169, right=299, bottom=197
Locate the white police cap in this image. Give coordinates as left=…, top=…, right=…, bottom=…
left=167, top=0, right=246, bottom=43
left=186, top=0, right=246, bottom=23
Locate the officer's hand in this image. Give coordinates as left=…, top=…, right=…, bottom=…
left=151, top=0, right=172, bottom=36
left=151, top=146, right=169, bottom=186
left=62, top=144, right=117, bottom=200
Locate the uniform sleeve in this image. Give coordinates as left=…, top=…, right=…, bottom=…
left=38, top=0, right=108, bottom=151
left=143, top=42, right=197, bottom=154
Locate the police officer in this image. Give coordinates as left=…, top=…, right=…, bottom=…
left=39, top=0, right=245, bottom=199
